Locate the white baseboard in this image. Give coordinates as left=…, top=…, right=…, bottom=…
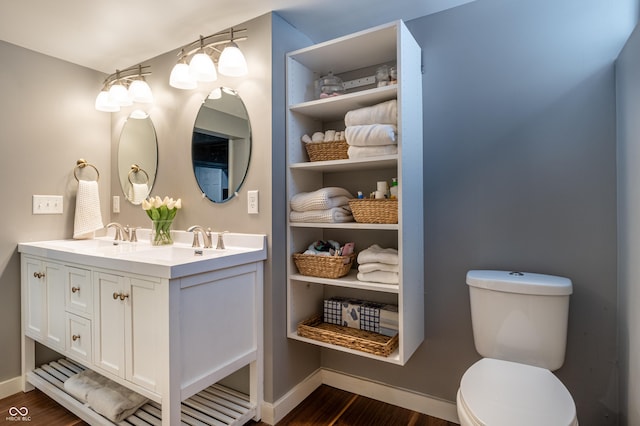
left=0, top=376, right=24, bottom=400
left=261, top=368, right=459, bottom=425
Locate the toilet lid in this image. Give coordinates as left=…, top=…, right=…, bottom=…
left=459, top=358, right=576, bottom=426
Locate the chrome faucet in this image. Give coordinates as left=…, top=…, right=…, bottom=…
left=187, top=225, right=212, bottom=248
left=215, top=231, right=228, bottom=250
left=106, top=222, right=130, bottom=241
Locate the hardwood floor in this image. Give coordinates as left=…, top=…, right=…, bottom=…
left=0, top=385, right=457, bottom=425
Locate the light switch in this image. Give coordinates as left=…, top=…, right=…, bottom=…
left=32, top=195, right=63, bottom=214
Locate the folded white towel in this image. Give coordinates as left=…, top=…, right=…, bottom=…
left=290, top=206, right=354, bottom=223
left=290, top=187, right=353, bottom=212
left=73, top=180, right=104, bottom=239
left=357, top=270, right=399, bottom=284
left=345, top=124, right=397, bottom=146
left=357, top=244, right=399, bottom=265
left=64, top=370, right=148, bottom=423
left=358, top=262, right=399, bottom=273
left=348, top=145, right=398, bottom=159
left=344, top=99, right=397, bottom=126
left=128, top=182, right=149, bottom=205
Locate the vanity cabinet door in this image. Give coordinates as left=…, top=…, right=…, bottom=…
left=23, top=257, right=66, bottom=352
left=66, top=313, right=92, bottom=364
left=93, top=272, right=126, bottom=378
left=66, top=266, right=92, bottom=318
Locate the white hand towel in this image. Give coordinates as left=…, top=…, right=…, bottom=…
left=290, top=187, right=353, bottom=212
left=290, top=206, right=354, bottom=223
left=345, top=124, right=397, bottom=146
left=357, top=244, right=399, bottom=265
left=128, top=182, right=149, bottom=205
left=344, top=99, right=397, bottom=126
left=357, top=270, right=399, bottom=284
left=347, top=145, right=398, bottom=159
left=73, top=180, right=104, bottom=239
left=358, top=262, right=399, bottom=273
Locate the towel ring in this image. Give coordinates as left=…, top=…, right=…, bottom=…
left=128, top=164, right=150, bottom=185
left=73, top=159, right=100, bottom=182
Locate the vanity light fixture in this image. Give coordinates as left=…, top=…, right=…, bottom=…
left=169, top=28, right=248, bottom=90
left=95, top=65, right=153, bottom=112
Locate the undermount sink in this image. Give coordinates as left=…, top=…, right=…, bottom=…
left=18, top=231, right=267, bottom=279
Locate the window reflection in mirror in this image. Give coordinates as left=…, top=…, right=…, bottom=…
left=117, top=111, right=157, bottom=205
left=192, top=87, right=251, bottom=203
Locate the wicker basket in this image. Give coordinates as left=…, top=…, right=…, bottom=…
left=292, top=253, right=355, bottom=279
left=348, top=199, right=398, bottom=224
left=297, top=315, right=399, bottom=357
left=304, top=140, right=348, bottom=162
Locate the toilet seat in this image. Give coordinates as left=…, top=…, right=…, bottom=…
left=457, top=358, right=577, bottom=426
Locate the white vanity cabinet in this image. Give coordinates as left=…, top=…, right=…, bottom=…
left=19, top=234, right=266, bottom=426
left=285, top=21, right=424, bottom=365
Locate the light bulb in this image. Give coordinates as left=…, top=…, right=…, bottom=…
left=169, top=63, right=197, bottom=89
left=108, top=83, right=132, bottom=106
left=189, top=52, right=217, bottom=82
left=218, top=42, right=248, bottom=77
left=128, top=80, right=153, bottom=103
left=130, top=109, right=149, bottom=119
left=95, top=90, right=120, bottom=112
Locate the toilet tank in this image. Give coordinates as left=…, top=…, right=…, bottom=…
left=467, top=270, right=572, bottom=371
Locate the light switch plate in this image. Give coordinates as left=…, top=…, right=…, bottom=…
left=248, top=190, right=259, bottom=214
left=33, top=195, right=63, bottom=214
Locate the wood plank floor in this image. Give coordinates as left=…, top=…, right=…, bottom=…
left=0, top=385, right=457, bottom=425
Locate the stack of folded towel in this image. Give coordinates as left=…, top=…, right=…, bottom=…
left=356, top=244, right=399, bottom=284
left=290, top=187, right=354, bottom=223
left=344, top=99, right=398, bottom=159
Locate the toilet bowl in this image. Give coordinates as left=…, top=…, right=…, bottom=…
left=456, top=358, right=578, bottom=426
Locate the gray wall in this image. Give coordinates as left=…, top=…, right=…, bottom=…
left=0, top=40, right=109, bottom=382
left=616, top=22, right=640, bottom=426
left=319, top=1, right=627, bottom=424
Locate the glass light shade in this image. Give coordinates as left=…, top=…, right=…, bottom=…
left=128, top=80, right=153, bottom=103
left=129, top=109, right=149, bottom=119
left=95, top=90, right=120, bottom=112
left=189, top=52, right=217, bottom=82
left=169, top=63, right=197, bottom=89
left=208, top=87, right=222, bottom=99
left=108, top=83, right=132, bottom=106
left=218, top=43, right=248, bottom=77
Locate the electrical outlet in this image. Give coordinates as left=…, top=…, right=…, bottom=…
left=248, top=190, right=259, bottom=214
left=113, top=196, right=120, bottom=213
left=32, top=195, right=63, bottom=215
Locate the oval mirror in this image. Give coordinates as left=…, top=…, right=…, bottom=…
left=117, top=111, right=158, bottom=205
left=192, top=87, right=251, bottom=203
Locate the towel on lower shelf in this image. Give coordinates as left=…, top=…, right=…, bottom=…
left=290, top=187, right=353, bottom=212
left=289, top=206, right=353, bottom=223
left=345, top=124, right=397, bottom=147
left=73, top=179, right=104, bottom=239
left=64, top=370, right=148, bottom=423
left=344, top=99, right=397, bottom=126
left=358, top=262, right=399, bottom=273
left=357, top=270, right=399, bottom=284
left=357, top=244, right=399, bottom=265
left=347, top=145, right=398, bottom=159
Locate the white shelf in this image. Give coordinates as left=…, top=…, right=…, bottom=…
left=291, top=270, right=400, bottom=293
left=289, top=155, right=397, bottom=172
left=290, top=85, right=397, bottom=121
left=288, top=332, right=402, bottom=364
left=290, top=222, right=398, bottom=230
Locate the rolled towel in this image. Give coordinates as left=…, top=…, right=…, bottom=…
left=64, top=370, right=148, bottom=423
left=357, top=270, right=399, bottom=284
left=344, top=99, right=397, bottom=126
left=290, top=187, right=353, bottom=212
left=301, top=134, right=312, bottom=143
left=324, top=130, right=336, bottom=142
left=290, top=206, right=354, bottom=223
left=357, top=244, right=399, bottom=265
left=358, top=262, right=399, bottom=273
left=347, top=145, right=398, bottom=159
left=345, top=124, right=397, bottom=146
left=312, top=132, right=325, bottom=142
left=73, top=179, right=104, bottom=239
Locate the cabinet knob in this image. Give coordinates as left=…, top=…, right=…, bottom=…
left=33, top=272, right=45, bottom=279
left=113, top=292, right=120, bottom=300
left=72, top=334, right=80, bottom=341
left=71, top=286, right=80, bottom=293
left=119, top=293, right=129, bottom=301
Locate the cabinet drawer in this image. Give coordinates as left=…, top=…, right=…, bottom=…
left=66, top=313, right=92, bottom=364
left=66, top=267, right=92, bottom=318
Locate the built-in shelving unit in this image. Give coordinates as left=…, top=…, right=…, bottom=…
left=285, top=20, right=424, bottom=365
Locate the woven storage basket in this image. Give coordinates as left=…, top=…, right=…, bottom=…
left=304, top=140, right=348, bottom=162
left=297, top=315, right=399, bottom=357
left=348, top=199, right=398, bottom=224
left=293, top=253, right=355, bottom=279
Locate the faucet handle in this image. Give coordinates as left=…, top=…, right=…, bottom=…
left=216, top=231, right=228, bottom=250
left=128, top=226, right=139, bottom=242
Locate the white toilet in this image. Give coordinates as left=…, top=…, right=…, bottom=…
left=456, top=270, right=578, bottom=426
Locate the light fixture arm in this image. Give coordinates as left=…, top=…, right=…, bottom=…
left=177, top=28, right=248, bottom=60
left=102, top=64, right=152, bottom=89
